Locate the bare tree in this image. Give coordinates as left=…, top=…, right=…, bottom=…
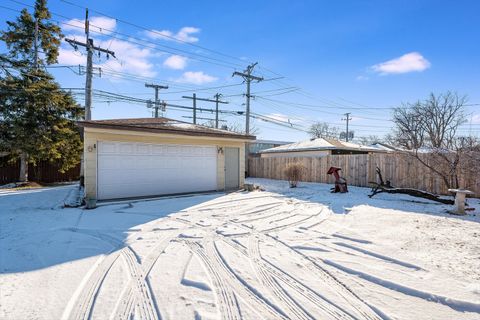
left=217, top=121, right=260, bottom=136
left=309, top=122, right=340, bottom=139
left=391, top=92, right=471, bottom=189
left=392, top=103, right=425, bottom=150
left=358, top=135, right=381, bottom=146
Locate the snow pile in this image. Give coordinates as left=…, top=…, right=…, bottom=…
left=0, top=182, right=18, bottom=189
left=63, top=184, right=83, bottom=207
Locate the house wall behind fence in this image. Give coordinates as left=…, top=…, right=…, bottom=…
left=248, top=153, right=480, bottom=196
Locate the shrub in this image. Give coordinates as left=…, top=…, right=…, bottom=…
left=284, top=163, right=305, bottom=188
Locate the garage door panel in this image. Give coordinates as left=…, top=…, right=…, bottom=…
left=118, top=143, right=135, bottom=154
left=151, top=145, right=165, bottom=154
left=99, top=142, right=117, bottom=154
left=136, top=144, right=150, bottom=154
left=97, top=141, right=217, bottom=200
left=98, top=156, right=119, bottom=169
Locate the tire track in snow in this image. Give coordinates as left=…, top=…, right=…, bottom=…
left=190, top=194, right=285, bottom=210
left=62, top=251, right=122, bottom=320
left=324, top=259, right=480, bottom=314
left=111, top=233, right=175, bottom=320
left=185, top=241, right=242, bottom=320
left=61, top=229, right=125, bottom=320
left=234, top=209, right=291, bottom=224
left=224, top=204, right=383, bottom=320
left=115, top=247, right=158, bottom=320
left=248, top=235, right=316, bottom=320
left=223, top=236, right=358, bottom=319
left=268, top=235, right=383, bottom=320
left=207, top=239, right=289, bottom=319
left=61, top=228, right=172, bottom=320
left=185, top=238, right=291, bottom=319
left=253, top=208, right=323, bottom=233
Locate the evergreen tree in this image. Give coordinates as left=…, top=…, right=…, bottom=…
left=0, top=0, right=83, bottom=182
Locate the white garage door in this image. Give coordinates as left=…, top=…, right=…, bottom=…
left=97, top=141, right=217, bottom=200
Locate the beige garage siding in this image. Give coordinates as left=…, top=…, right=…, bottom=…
left=83, top=127, right=246, bottom=200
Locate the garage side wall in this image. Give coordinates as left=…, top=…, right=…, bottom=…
left=83, top=128, right=246, bottom=200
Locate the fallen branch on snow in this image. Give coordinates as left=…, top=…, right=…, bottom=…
left=368, top=167, right=454, bottom=205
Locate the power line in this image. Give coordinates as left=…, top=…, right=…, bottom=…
left=59, top=0, right=251, bottom=66
left=7, top=0, right=244, bottom=70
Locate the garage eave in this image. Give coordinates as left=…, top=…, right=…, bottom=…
left=78, top=121, right=256, bottom=141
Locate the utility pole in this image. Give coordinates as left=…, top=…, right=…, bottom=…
left=213, top=93, right=224, bottom=128
left=182, top=94, right=228, bottom=125
left=232, top=62, right=263, bottom=135
left=342, top=112, right=352, bottom=142
left=145, top=83, right=168, bottom=118
left=192, top=93, right=196, bottom=124
left=65, top=8, right=115, bottom=120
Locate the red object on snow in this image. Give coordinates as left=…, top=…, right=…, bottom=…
left=327, top=166, right=348, bottom=193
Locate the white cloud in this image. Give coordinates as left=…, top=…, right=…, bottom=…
left=176, top=71, right=217, bottom=84
left=371, top=52, right=431, bottom=75
left=471, top=114, right=480, bottom=124
left=264, top=113, right=304, bottom=125
left=355, top=75, right=369, bottom=81
left=62, top=16, right=117, bottom=35
left=176, top=27, right=200, bottom=43
left=58, top=16, right=157, bottom=78
left=58, top=39, right=156, bottom=78
left=57, top=47, right=86, bottom=65
left=145, top=27, right=200, bottom=43
left=97, top=39, right=156, bottom=77
left=163, top=55, right=187, bottom=70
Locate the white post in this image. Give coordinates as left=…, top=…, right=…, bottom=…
left=448, top=189, right=474, bottom=215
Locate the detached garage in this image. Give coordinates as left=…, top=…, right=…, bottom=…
left=79, top=118, right=255, bottom=201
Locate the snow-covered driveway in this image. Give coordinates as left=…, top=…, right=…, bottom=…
left=1, top=179, right=479, bottom=320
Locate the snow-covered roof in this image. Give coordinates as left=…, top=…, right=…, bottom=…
left=250, top=139, right=293, bottom=145
left=260, top=138, right=384, bottom=153
left=368, top=143, right=400, bottom=152
left=78, top=117, right=256, bottom=140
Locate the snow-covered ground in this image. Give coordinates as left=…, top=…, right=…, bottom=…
left=0, top=179, right=479, bottom=320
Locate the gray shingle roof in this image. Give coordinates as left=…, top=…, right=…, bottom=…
left=78, top=117, right=256, bottom=140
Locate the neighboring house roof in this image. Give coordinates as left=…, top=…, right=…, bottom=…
left=260, top=137, right=385, bottom=153
left=249, top=139, right=293, bottom=145
left=78, top=118, right=256, bottom=140
left=368, top=142, right=402, bottom=152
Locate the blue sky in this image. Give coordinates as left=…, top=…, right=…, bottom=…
left=1, top=0, right=479, bottom=141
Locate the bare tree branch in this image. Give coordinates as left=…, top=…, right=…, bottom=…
left=390, top=92, right=471, bottom=190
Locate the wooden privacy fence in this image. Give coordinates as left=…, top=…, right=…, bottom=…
left=0, top=158, right=81, bottom=184
left=248, top=153, right=480, bottom=196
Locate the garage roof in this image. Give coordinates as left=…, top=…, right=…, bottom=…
left=78, top=117, right=256, bottom=140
